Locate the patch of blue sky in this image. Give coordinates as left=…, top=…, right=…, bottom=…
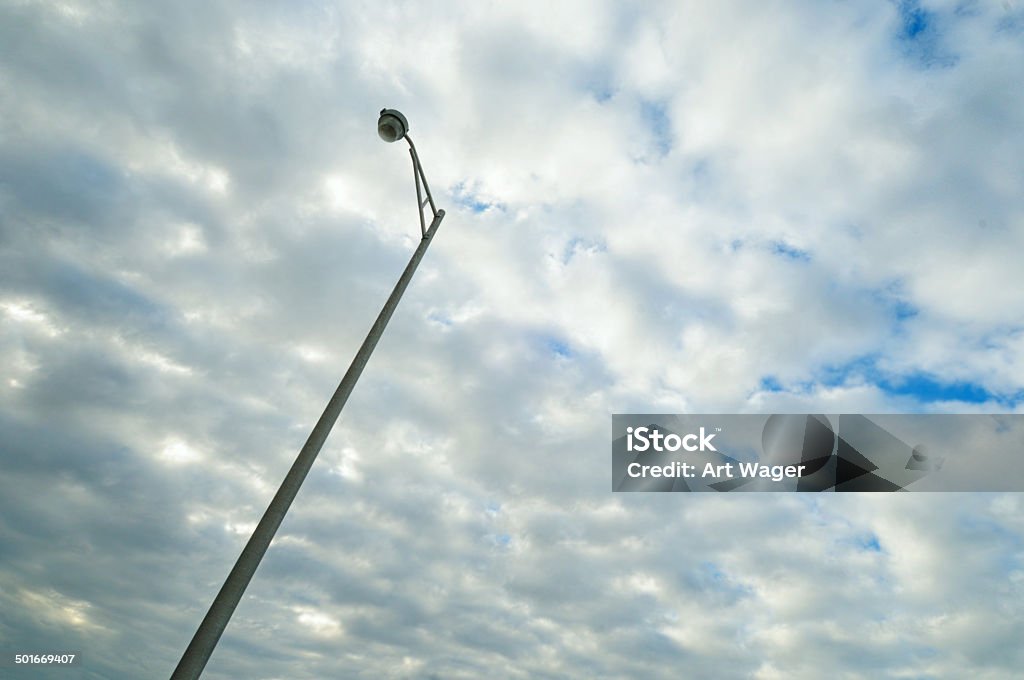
left=690, top=157, right=712, bottom=184
left=578, top=62, right=617, bottom=103
left=698, top=561, right=728, bottom=583
left=858, top=532, right=883, bottom=552
left=591, top=84, right=616, bottom=103
left=769, top=240, right=811, bottom=262
left=759, top=376, right=784, bottom=392
left=815, top=354, right=882, bottom=388
left=898, top=0, right=930, bottom=39
left=995, top=5, right=1024, bottom=35
left=562, top=238, right=582, bottom=265
left=678, top=157, right=716, bottom=202
left=450, top=181, right=503, bottom=214
left=546, top=337, right=575, bottom=359
left=870, top=282, right=919, bottom=322
left=832, top=530, right=885, bottom=554
left=879, top=372, right=997, bottom=404
left=639, top=99, right=672, bottom=157
left=561, top=236, right=607, bottom=264
left=426, top=310, right=453, bottom=327
left=683, top=562, right=754, bottom=603
left=483, top=532, right=512, bottom=550
left=727, top=238, right=811, bottom=262
left=892, top=300, right=918, bottom=321
left=894, top=0, right=959, bottom=68
left=818, top=355, right=1018, bottom=406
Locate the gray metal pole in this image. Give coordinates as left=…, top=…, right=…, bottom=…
left=171, top=209, right=445, bottom=680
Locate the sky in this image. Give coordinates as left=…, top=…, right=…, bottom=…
left=1, top=0, right=1024, bottom=678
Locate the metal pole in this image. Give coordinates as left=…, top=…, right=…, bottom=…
left=171, top=209, right=446, bottom=680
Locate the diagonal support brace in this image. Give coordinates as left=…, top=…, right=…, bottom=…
left=407, top=135, right=438, bottom=239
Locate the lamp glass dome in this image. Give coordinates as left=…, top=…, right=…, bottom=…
left=377, top=109, right=408, bottom=143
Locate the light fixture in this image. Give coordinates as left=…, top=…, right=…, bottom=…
left=377, top=108, right=409, bottom=143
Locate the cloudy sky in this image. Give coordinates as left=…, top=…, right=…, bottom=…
left=2, top=0, right=1024, bottom=677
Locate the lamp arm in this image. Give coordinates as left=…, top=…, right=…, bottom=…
left=405, top=135, right=439, bottom=238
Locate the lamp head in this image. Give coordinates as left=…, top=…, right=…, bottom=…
left=377, top=108, right=409, bottom=143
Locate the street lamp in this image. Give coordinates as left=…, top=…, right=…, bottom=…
left=171, top=109, right=445, bottom=680
left=377, top=108, right=408, bottom=142
left=378, top=108, right=440, bottom=239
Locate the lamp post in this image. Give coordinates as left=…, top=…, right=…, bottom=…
left=170, top=109, right=445, bottom=680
